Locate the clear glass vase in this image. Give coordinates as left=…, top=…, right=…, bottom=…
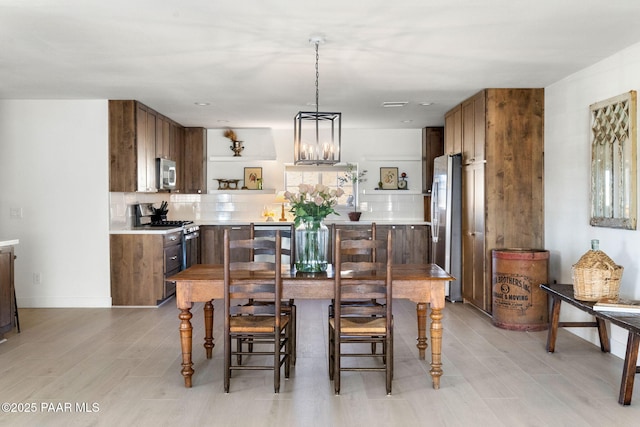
left=295, top=219, right=329, bottom=272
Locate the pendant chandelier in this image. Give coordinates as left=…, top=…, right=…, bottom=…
left=294, top=37, right=341, bottom=165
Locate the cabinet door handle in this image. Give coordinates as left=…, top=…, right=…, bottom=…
left=170, top=256, right=178, bottom=260
left=170, top=236, right=177, bottom=241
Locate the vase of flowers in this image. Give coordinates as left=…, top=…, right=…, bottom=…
left=285, top=184, right=344, bottom=272
left=338, top=163, right=367, bottom=221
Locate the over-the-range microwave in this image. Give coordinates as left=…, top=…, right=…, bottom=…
left=156, top=158, right=177, bottom=190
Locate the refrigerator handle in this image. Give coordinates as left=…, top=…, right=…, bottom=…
left=431, top=181, right=439, bottom=243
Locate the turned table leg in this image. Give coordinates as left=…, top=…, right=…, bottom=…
left=179, top=308, right=194, bottom=388
left=416, top=302, right=428, bottom=360
left=429, top=305, right=443, bottom=389
left=204, top=300, right=214, bottom=359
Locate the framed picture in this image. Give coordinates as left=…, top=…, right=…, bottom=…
left=380, top=167, right=398, bottom=190
left=244, top=167, right=263, bottom=190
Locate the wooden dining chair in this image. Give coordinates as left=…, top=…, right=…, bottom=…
left=329, top=224, right=381, bottom=353
left=223, top=229, right=292, bottom=393
left=332, top=223, right=377, bottom=263
left=248, top=223, right=297, bottom=364
left=328, top=228, right=393, bottom=395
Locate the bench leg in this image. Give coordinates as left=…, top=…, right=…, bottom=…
left=546, top=296, right=561, bottom=353
left=596, top=317, right=610, bottom=353
left=619, top=332, right=640, bottom=405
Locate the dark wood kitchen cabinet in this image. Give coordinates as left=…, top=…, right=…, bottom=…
left=109, top=100, right=185, bottom=193
left=446, top=88, right=544, bottom=314
left=444, top=105, right=462, bottom=155
left=183, top=127, right=207, bottom=194
left=109, top=100, right=155, bottom=192
left=331, top=223, right=430, bottom=265
left=200, top=225, right=251, bottom=264
left=422, top=127, right=444, bottom=193
left=110, top=230, right=182, bottom=306
left=0, top=246, right=16, bottom=340
left=378, top=224, right=430, bottom=264
left=422, top=126, right=444, bottom=222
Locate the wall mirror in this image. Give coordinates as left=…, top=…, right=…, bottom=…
left=590, top=90, right=637, bottom=230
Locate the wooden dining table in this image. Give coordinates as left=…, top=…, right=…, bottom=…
left=170, top=263, right=453, bottom=389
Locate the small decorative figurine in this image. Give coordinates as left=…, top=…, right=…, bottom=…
left=398, top=172, right=408, bottom=189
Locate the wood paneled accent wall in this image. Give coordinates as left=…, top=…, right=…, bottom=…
left=446, top=88, right=544, bottom=313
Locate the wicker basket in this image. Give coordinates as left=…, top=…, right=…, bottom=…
left=571, top=249, right=623, bottom=301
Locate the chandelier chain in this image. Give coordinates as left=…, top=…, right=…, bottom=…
left=315, top=41, right=319, bottom=115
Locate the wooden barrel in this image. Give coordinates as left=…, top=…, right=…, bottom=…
left=492, top=249, right=550, bottom=331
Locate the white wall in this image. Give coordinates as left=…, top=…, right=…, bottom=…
left=545, top=41, right=640, bottom=359
left=193, top=127, right=425, bottom=222
left=0, top=100, right=111, bottom=307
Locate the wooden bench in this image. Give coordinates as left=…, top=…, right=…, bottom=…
left=540, top=283, right=640, bottom=405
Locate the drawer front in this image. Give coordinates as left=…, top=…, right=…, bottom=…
left=164, top=231, right=182, bottom=247
left=164, top=265, right=180, bottom=299
left=164, top=244, right=182, bottom=272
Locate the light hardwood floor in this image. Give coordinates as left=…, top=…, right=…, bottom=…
left=0, top=298, right=639, bottom=427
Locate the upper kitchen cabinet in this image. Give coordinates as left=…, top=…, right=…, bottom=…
left=109, top=100, right=185, bottom=193
left=448, top=89, right=544, bottom=314
left=422, top=127, right=444, bottom=193
left=444, top=105, right=462, bottom=155
left=156, top=114, right=184, bottom=163
left=109, top=100, right=155, bottom=192
left=422, top=127, right=444, bottom=222
left=183, top=127, right=207, bottom=194
left=461, top=91, right=486, bottom=165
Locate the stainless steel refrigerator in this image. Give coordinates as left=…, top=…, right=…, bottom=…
left=431, top=154, right=462, bottom=302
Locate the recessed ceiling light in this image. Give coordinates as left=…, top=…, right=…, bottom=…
left=194, top=102, right=210, bottom=106
left=401, top=120, right=413, bottom=123
left=217, top=119, right=229, bottom=123
left=382, top=101, right=408, bottom=108
left=419, top=102, right=434, bottom=106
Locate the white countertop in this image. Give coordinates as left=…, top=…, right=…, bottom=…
left=109, top=227, right=184, bottom=235
left=109, top=220, right=430, bottom=234
left=193, top=220, right=431, bottom=226
left=0, top=239, right=19, bottom=247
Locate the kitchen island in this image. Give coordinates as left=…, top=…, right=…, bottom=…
left=199, top=221, right=432, bottom=265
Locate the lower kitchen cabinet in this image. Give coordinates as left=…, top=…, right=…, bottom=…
left=0, top=246, right=16, bottom=339
left=110, top=230, right=182, bottom=306
left=331, top=223, right=430, bottom=265
left=200, top=223, right=430, bottom=267
left=200, top=225, right=251, bottom=264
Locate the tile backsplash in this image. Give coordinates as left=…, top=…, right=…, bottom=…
left=109, top=191, right=425, bottom=228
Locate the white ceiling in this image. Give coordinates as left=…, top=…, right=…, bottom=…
left=2, top=0, right=640, bottom=130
